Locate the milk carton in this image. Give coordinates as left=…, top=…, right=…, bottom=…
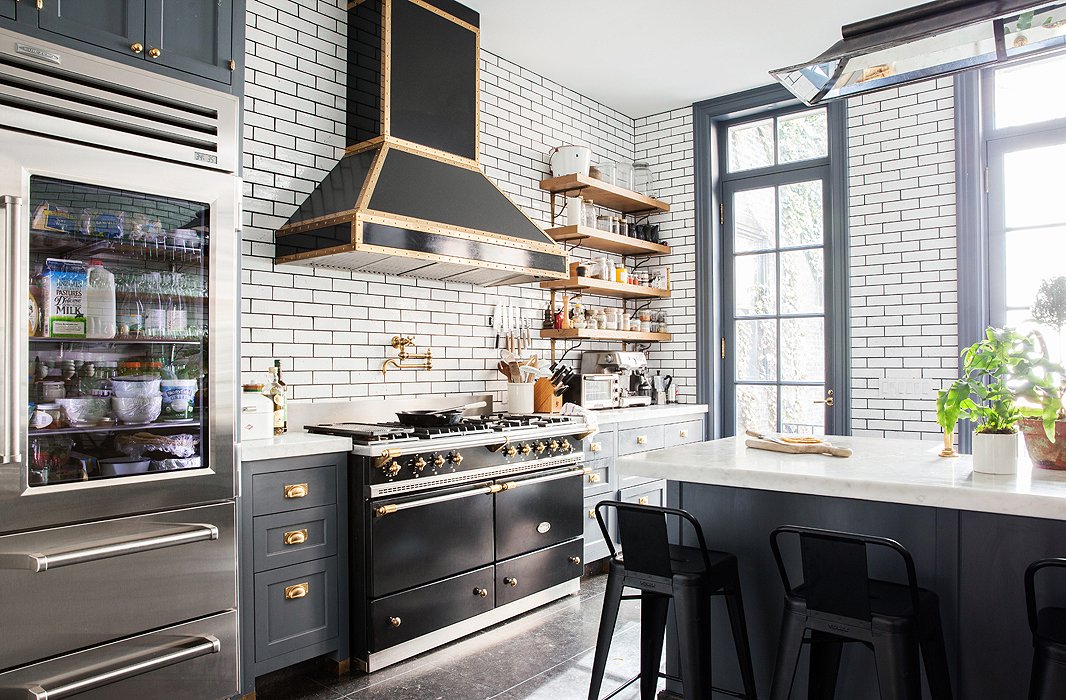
left=42, top=259, right=88, bottom=338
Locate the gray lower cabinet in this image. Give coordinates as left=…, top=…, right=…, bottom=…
left=239, top=452, right=349, bottom=697
left=1, top=0, right=15, bottom=21
left=581, top=411, right=706, bottom=563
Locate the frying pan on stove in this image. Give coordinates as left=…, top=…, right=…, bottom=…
left=395, top=401, right=487, bottom=427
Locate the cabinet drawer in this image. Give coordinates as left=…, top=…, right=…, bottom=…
left=0, top=610, right=237, bottom=700
left=0, top=502, right=234, bottom=670
left=496, top=538, right=583, bottom=607
left=619, top=480, right=667, bottom=508
left=254, top=558, right=338, bottom=662
left=253, top=504, right=337, bottom=573
left=369, top=565, right=495, bottom=652
left=664, top=419, right=704, bottom=448
left=583, top=430, right=615, bottom=461
left=582, top=458, right=613, bottom=497
left=617, top=425, right=665, bottom=455
left=252, top=464, right=336, bottom=516
left=584, top=494, right=615, bottom=563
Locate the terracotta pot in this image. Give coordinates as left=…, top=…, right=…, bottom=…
left=1020, top=418, right=1066, bottom=470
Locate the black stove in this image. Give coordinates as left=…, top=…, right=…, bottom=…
left=307, top=413, right=582, bottom=444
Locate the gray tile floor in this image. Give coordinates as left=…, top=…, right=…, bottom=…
left=254, top=574, right=665, bottom=700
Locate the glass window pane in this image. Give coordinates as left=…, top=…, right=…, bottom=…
left=781, top=385, right=825, bottom=434
left=736, top=384, right=778, bottom=435
left=1005, top=227, right=1066, bottom=307
left=780, top=317, right=824, bottom=381
left=1003, top=144, right=1066, bottom=229
left=734, top=187, right=775, bottom=252
left=995, top=53, right=1066, bottom=129
left=735, top=320, right=777, bottom=381
left=779, top=180, right=823, bottom=247
left=728, top=119, right=774, bottom=172
left=735, top=254, right=778, bottom=316
left=777, top=109, right=828, bottom=164
left=781, top=249, right=824, bottom=314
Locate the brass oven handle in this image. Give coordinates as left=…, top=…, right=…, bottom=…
left=473, top=587, right=488, bottom=598
left=636, top=435, right=648, bottom=445
left=284, top=582, right=309, bottom=599
left=374, top=483, right=500, bottom=517
left=283, top=529, right=308, bottom=545
left=389, top=616, right=402, bottom=627
left=499, top=467, right=584, bottom=491
left=504, top=577, right=518, bottom=587
left=0, top=524, right=218, bottom=572
left=284, top=483, right=308, bottom=499
left=2, top=195, right=24, bottom=466
left=5, top=635, right=220, bottom=700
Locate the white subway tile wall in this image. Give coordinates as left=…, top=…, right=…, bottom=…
left=846, top=78, right=958, bottom=439
left=241, top=2, right=688, bottom=403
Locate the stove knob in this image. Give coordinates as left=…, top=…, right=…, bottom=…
left=561, top=439, right=573, bottom=453
left=535, top=442, right=547, bottom=454
left=450, top=451, right=464, bottom=465
left=413, top=456, right=427, bottom=472
left=520, top=443, right=532, bottom=456
left=385, top=461, right=401, bottom=477
left=432, top=454, right=446, bottom=468
left=549, top=440, right=560, bottom=453
left=505, top=445, right=518, bottom=458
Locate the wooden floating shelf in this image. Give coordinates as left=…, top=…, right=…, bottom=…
left=545, top=226, right=671, bottom=256
left=540, top=174, right=670, bottom=214
left=540, top=275, right=670, bottom=300
left=540, top=328, right=672, bottom=343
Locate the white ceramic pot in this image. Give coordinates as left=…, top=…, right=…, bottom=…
left=507, top=383, right=534, bottom=414
left=548, top=145, right=591, bottom=177
left=972, top=430, right=1019, bottom=475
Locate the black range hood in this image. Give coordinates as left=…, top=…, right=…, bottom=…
left=772, top=0, right=1066, bottom=105
left=275, top=0, right=568, bottom=286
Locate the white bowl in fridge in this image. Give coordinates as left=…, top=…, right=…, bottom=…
left=112, top=396, right=163, bottom=424
left=110, top=378, right=161, bottom=398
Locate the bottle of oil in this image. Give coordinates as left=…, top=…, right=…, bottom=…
left=268, top=365, right=287, bottom=435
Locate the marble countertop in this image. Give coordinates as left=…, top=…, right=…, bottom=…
left=591, top=404, right=709, bottom=425
left=241, top=432, right=353, bottom=463
left=616, top=435, right=1066, bottom=519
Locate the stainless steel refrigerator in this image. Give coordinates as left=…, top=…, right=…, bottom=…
left=0, top=27, right=241, bottom=699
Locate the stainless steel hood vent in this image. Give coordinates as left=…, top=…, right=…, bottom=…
left=772, top=0, right=1066, bottom=105
left=275, top=0, right=568, bottom=286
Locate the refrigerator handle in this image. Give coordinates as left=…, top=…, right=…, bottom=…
left=1, top=194, right=23, bottom=466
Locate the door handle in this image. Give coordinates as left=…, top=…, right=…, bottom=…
left=813, top=389, right=835, bottom=407
left=6, top=635, right=220, bottom=700
left=1, top=195, right=24, bottom=466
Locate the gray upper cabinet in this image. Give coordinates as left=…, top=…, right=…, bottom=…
left=146, top=0, right=233, bottom=84
left=38, top=0, right=146, bottom=56
left=1, top=1, right=15, bottom=22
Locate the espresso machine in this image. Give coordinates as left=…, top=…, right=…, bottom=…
left=574, top=351, right=652, bottom=409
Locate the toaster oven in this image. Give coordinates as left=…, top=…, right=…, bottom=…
left=576, top=375, right=618, bottom=410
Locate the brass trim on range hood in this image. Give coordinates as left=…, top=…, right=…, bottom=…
left=772, top=0, right=1066, bottom=105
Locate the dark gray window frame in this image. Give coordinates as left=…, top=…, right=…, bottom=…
left=693, top=85, right=849, bottom=438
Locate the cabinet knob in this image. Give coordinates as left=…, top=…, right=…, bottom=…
left=473, top=587, right=488, bottom=598
left=679, top=430, right=688, bottom=438
left=589, top=442, right=602, bottom=453
left=389, top=616, right=402, bottom=628
left=147, top=47, right=162, bottom=59
left=587, top=473, right=601, bottom=484
left=588, top=509, right=596, bottom=519
left=283, top=483, right=308, bottom=499
left=283, top=529, right=308, bottom=546
left=638, top=497, right=649, bottom=506
left=569, top=556, right=582, bottom=565
left=284, top=582, right=309, bottom=600
left=504, top=577, right=518, bottom=587
left=130, top=43, right=144, bottom=55
left=636, top=435, right=648, bottom=445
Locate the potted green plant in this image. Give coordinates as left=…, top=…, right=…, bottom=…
left=936, top=328, right=1035, bottom=474
left=1014, top=281, right=1066, bottom=468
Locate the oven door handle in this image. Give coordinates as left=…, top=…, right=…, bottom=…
left=7, top=635, right=221, bottom=700
left=373, top=484, right=498, bottom=517
left=0, top=523, right=219, bottom=572
left=498, top=467, right=584, bottom=490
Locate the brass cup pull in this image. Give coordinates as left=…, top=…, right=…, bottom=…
left=284, top=582, right=309, bottom=600
left=389, top=616, right=402, bottom=627
left=589, top=442, right=602, bottom=453
left=283, top=529, right=308, bottom=546
left=636, top=435, right=648, bottom=445
left=637, top=497, right=649, bottom=506
left=569, top=556, right=582, bottom=565
left=473, top=587, right=488, bottom=598
left=679, top=430, right=688, bottom=438
left=283, top=483, right=308, bottom=499
left=504, top=577, right=518, bottom=587
left=588, top=509, right=596, bottom=519
left=130, top=42, right=144, bottom=54
left=147, top=47, right=162, bottom=59
left=588, top=473, right=601, bottom=484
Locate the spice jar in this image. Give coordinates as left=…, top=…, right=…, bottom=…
left=605, top=308, right=619, bottom=331
left=594, top=308, right=606, bottom=330
left=620, top=310, right=631, bottom=330
left=597, top=215, right=612, bottom=232
left=639, top=310, right=652, bottom=333
left=583, top=200, right=597, bottom=228
left=629, top=316, right=641, bottom=332
left=614, top=262, right=626, bottom=283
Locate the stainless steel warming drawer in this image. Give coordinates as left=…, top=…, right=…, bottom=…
left=0, top=610, right=237, bottom=700
left=495, top=538, right=584, bottom=607
left=0, top=502, right=235, bottom=670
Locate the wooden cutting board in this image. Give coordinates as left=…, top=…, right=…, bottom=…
left=744, top=438, right=852, bottom=458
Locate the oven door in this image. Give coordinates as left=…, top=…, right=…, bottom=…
left=495, top=466, right=583, bottom=560
left=368, top=481, right=496, bottom=597
left=0, top=129, right=239, bottom=534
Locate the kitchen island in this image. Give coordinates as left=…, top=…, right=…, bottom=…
left=617, top=436, right=1066, bottom=699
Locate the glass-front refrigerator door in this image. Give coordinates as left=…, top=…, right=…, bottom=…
left=0, top=130, right=239, bottom=533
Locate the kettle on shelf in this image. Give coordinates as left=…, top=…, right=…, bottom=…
left=548, top=144, right=591, bottom=177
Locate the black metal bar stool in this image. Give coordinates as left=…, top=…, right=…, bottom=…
left=587, top=501, right=758, bottom=700
left=1026, top=557, right=1066, bottom=699
left=768, top=525, right=953, bottom=700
